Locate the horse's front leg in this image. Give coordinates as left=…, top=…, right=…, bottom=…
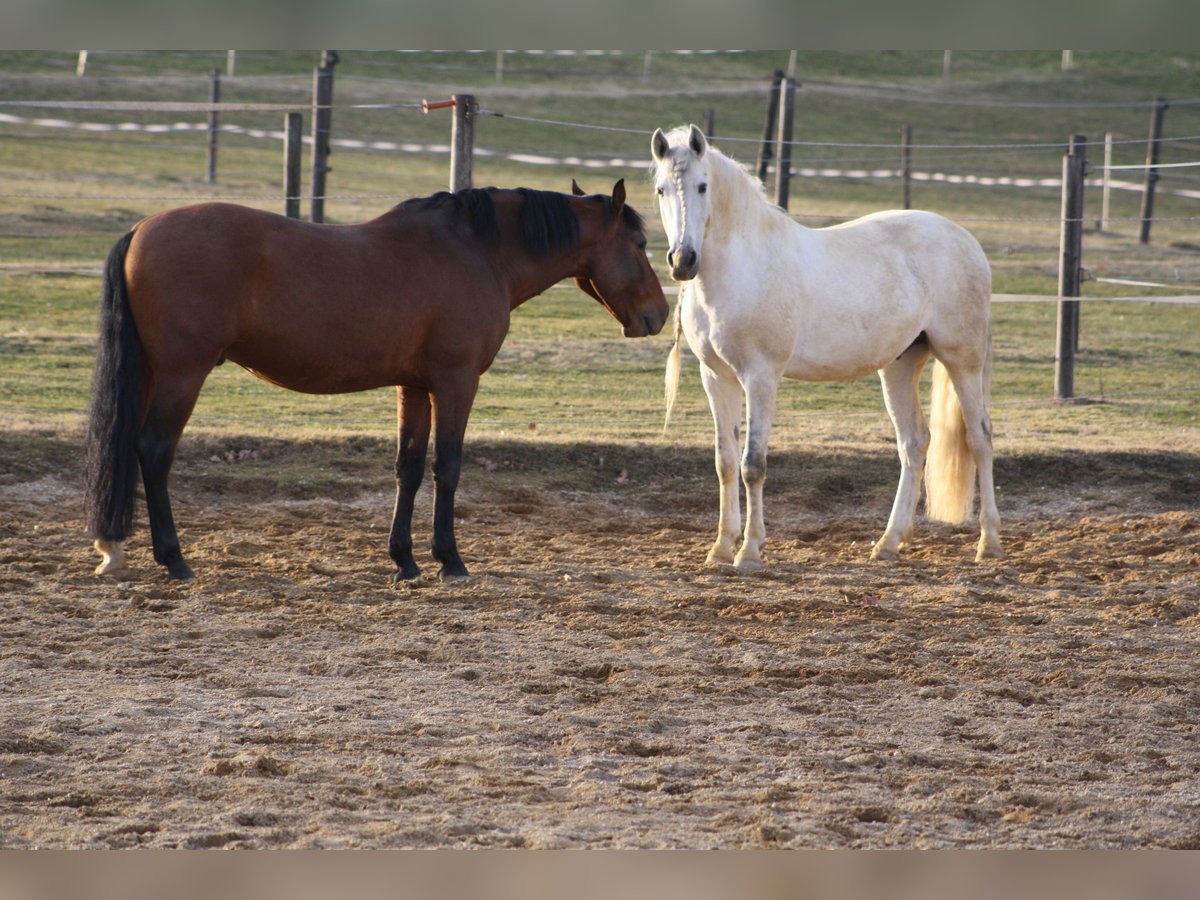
left=429, top=376, right=479, bottom=581
left=388, top=386, right=431, bottom=582
left=699, top=364, right=743, bottom=565
left=735, top=371, right=779, bottom=571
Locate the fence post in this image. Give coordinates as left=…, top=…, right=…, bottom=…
left=1099, top=131, right=1112, bottom=232
left=1055, top=134, right=1087, bottom=401
left=284, top=112, right=302, bottom=219
left=1138, top=96, right=1168, bottom=244
left=450, top=94, right=477, bottom=192
left=774, top=76, right=796, bottom=210
left=755, top=70, right=784, bottom=184
left=901, top=124, right=913, bottom=210
left=310, top=50, right=338, bottom=223
left=704, top=108, right=715, bottom=140
left=206, top=69, right=220, bottom=184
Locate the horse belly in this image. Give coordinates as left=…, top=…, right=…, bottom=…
left=783, top=307, right=924, bottom=381
left=226, top=310, right=426, bottom=395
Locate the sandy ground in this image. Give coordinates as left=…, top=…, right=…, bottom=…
left=2, top=450, right=1199, bottom=849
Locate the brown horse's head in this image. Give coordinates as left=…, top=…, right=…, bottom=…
left=572, top=180, right=668, bottom=338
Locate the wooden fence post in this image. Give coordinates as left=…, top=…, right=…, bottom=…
left=284, top=112, right=302, bottom=219
left=1055, top=134, right=1087, bottom=401
left=450, top=94, right=477, bottom=192
left=704, top=108, right=715, bottom=140
left=310, top=50, right=338, bottom=223
left=755, top=70, right=784, bottom=184
left=901, top=124, right=913, bottom=210
left=1138, top=96, right=1168, bottom=244
left=774, top=76, right=796, bottom=210
left=1099, top=131, right=1113, bottom=232
left=206, top=69, right=220, bottom=184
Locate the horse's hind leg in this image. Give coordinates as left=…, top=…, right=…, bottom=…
left=942, top=362, right=1003, bottom=561
left=138, top=375, right=205, bottom=580
left=872, top=343, right=932, bottom=561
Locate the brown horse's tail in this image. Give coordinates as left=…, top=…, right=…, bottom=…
left=84, top=230, right=142, bottom=542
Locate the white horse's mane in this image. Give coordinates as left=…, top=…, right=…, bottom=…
left=660, top=126, right=786, bottom=230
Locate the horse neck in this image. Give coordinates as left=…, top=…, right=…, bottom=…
left=490, top=195, right=590, bottom=308
left=706, top=151, right=801, bottom=247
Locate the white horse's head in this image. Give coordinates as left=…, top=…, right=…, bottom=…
left=651, top=124, right=711, bottom=281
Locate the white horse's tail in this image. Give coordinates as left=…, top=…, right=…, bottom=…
left=925, top=354, right=981, bottom=524
left=663, top=292, right=684, bottom=434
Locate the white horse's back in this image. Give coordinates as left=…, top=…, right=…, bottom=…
left=779, top=209, right=991, bottom=381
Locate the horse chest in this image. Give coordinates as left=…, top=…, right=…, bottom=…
left=683, top=281, right=799, bottom=371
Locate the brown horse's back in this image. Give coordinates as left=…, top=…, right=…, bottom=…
left=126, top=202, right=509, bottom=394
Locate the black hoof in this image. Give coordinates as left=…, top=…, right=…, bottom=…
left=437, top=564, right=469, bottom=582
left=167, top=559, right=195, bottom=581
left=390, top=563, right=422, bottom=585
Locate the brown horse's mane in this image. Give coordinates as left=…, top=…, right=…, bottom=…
left=394, top=187, right=644, bottom=258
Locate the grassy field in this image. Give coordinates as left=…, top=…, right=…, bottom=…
left=1, top=50, right=1197, bottom=460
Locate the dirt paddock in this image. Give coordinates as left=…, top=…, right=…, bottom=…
left=2, top=434, right=1199, bottom=848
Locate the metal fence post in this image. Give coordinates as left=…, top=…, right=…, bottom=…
left=755, top=70, right=784, bottom=184
left=1055, top=134, right=1087, bottom=401
left=1138, top=96, right=1168, bottom=244
left=284, top=112, right=302, bottom=219
left=206, top=69, right=220, bottom=184
left=310, top=50, right=338, bottom=223
left=774, top=77, right=796, bottom=210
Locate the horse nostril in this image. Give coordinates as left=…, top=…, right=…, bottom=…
left=683, top=248, right=697, bottom=270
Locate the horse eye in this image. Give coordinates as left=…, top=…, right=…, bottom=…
left=698, top=183, right=708, bottom=194
left=655, top=186, right=665, bottom=197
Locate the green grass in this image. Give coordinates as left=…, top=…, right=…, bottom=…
left=1, top=50, right=1198, bottom=462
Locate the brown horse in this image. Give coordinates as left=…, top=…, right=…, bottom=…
left=84, top=180, right=667, bottom=582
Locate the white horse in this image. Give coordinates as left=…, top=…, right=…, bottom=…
left=653, top=124, right=1002, bottom=568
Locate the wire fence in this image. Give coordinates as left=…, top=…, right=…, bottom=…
left=5, top=102, right=1200, bottom=214
left=2, top=54, right=1198, bottom=432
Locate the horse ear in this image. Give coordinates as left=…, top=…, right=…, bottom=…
left=651, top=128, right=670, bottom=162
left=688, top=123, right=707, bottom=158
left=611, top=179, right=626, bottom=215
left=571, top=179, right=586, bottom=197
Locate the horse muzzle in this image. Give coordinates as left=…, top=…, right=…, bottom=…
left=623, top=307, right=667, bottom=338
left=667, top=246, right=700, bottom=281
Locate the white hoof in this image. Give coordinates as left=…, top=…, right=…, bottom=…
left=976, top=542, right=1004, bottom=562
left=705, top=543, right=735, bottom=566
left=94, top=540, right=127, bottom=577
